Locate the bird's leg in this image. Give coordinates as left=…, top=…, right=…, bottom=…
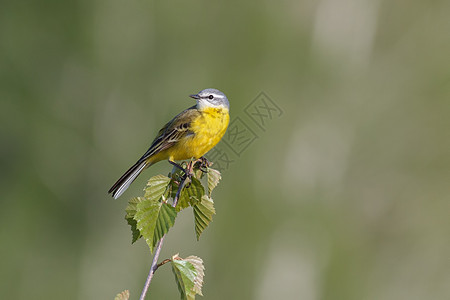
left=169, top=160, right=194, bottom=181
left=168, top=160, right=186, bottom=174
left=185, top=159, right=195, bottom=178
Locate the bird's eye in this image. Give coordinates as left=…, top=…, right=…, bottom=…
left=208, top=95, right=214, bottom=99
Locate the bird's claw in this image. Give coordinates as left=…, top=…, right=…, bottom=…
left=198, top=156, right=212, bottom=173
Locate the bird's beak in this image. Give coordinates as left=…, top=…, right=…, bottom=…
left=189, top=94, right=200, bottom=99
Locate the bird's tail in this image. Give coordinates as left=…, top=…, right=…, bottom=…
left=108, top=160, right=149, bottom=199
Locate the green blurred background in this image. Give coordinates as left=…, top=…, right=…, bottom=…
left=1, top=0, right=449, bottom=299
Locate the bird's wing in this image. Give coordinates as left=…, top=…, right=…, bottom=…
left=108, top=105, right=201, bottom=198
left=137, top=105, right=200, bottom=162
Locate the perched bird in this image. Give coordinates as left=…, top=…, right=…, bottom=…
left=108, top=88, right=230, bottom=199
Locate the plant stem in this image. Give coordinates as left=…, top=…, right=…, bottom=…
left=138, top=164, right=191, bottom=300
left=139, top=237, right=165, bottom=300
left=155, top=259, right=171, bottom=270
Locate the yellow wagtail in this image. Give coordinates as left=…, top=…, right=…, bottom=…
left=108, top=88, right=230, bottom=199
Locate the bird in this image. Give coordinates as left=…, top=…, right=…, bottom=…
left=108, top=88, right=230, bottom=199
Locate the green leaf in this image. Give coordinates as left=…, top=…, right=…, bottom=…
left=184, top=256, right=205, bottom=296
left=134, top=199, right=177, bottom=252
left=176, top=186, right=191, bottom=212
left=193, top=195, right=216, bottom=240
left=114, top=290, right=130, bottom=300
left=125, top=197, right=142, bottom=218
left=125, top=197, right=144, bottom=243
left=207, top=167, right=221, bottom=196
left=152, top=203, right=177, bottom=247
left=144, top=174, right=171, bottom=202
left=171, top=254, right=200, bottom=300
left=126, top=218, right=141, bottom=244
left=176, top=177, right=205, bottom=212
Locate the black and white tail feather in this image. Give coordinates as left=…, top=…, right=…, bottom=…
left=108, top=161, right=149, bottom=199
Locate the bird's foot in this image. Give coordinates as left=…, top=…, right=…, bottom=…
left=198, top=156, right=212, bottom=173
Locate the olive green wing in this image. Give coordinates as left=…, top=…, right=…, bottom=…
left=138, top=105, right=200, bottom=161
left=108, top=105, right=199, bottom=199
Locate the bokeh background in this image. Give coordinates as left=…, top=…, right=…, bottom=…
left=1, top=0, right=449, bottom=299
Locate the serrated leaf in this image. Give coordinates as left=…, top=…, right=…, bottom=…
left=193, top=195, right=215, bottom=240
left=114, top=290, right=130, bottom=300
left=176, top=177, right=204, bottom=212
left=125, top=197, right=144, bottom=243
left=144, top=174, right=171, bottom=201
left=207, top=168, right=221, bottom=195
left=184, top=256, right=205, bottom=296
left=152, top=203, right=177, bottom=247
left=176, top=186, right=191, bottom=212
left=171, top=254, right=197, bottom=300
left=134, top=199, right=177, bottom=252
left=126, top=218, right=141, bottom=243
left=125, top=197, right=143, bottom=218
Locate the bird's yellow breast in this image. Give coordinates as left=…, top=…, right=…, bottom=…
left=167, top=107, right=229, bottom=161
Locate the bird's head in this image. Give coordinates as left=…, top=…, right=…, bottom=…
left=190, top=88, right=230, bottom=111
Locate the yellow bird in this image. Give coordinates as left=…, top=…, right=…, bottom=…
left=109, top=88, right=230, bottom=199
